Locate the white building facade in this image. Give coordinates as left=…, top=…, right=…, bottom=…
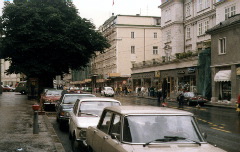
left=91, top=15, right=161, bottom=89
left=1, top=59, right=21, bottom=87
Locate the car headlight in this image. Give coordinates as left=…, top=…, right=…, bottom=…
left=79, top=129, right=86, bottom=139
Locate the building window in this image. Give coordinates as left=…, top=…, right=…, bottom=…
left=225, top=5, right=236, bottom=20
left=131, top=32, right=135, bottom=38
left=197, top=0, right=210, bottom=12
left=153, top=46, right=158, bottom=55
left=219, top=37, right=226, bottom=54
left=154, top=32, right=157, bottom=38
left=198, top=22, right=203, bottom=36
left=198, top=20, right=209, bottom=36
left=131, top=46, right=135, bottom=54
left=185, top=2, right=191, bottom=17
left=186, top=26, right=191, bottom=39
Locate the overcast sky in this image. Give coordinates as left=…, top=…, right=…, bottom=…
left=0, top=0, right=161, bottom=28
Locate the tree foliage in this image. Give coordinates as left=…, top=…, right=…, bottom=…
left=0, top=0, right=110, bottom=85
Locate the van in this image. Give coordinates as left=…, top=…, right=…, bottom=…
left=15, top=81, right=27, bottom=94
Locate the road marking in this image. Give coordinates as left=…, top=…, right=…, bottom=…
left=211, top=127, right=231, bottom=133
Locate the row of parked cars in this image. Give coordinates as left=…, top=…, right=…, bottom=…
left=48, top=89, right=225, bottom=152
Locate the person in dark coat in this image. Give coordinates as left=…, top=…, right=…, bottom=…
left=157, top=89, right=162, bottom=106
left=177, top=93, right=185, bottom=107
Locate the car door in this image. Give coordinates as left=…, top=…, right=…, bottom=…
left=69, top=100, right=79, bottom=135
left=91, top=110, right=112, bottom=152
left=101, top=114, right=124, bottom=152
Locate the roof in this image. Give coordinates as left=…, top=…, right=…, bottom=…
left=105, top=106, right=193, bottom=115
left=207, top=14, right=240, bottom=34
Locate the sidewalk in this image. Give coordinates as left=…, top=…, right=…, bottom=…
left=0, top=92, right=65, bottom=152
left=94, top=92, right=236, bottom=109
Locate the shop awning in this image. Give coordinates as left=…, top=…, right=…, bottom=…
left=214, top=70, right=231, bottom=82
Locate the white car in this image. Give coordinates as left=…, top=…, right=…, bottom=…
left=68, top=97, right=121, bottom=152
left=86, top=106, right=226, bottom=152
left=101, top=87, right=115, bottom=97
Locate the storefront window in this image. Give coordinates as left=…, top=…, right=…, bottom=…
left=178, top=76, right=196, bottom=92
left=220, top=82, right=231, bottom=101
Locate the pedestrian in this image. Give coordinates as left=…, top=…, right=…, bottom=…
left=236, top=94, right=240, bottom=116
left=157, top=89, right=162, bottom=106
left=177, top=93, right=184, bottom=107
left=137, top=86, right=141, bottom=96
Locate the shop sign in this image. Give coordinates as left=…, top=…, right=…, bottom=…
left=188, top=67, right=195, bottom=74
left=237, top=67, right=240, bottom=75
left=155, top=71, right=160, bottom=77
left=177, top=70, right=185, bottom=74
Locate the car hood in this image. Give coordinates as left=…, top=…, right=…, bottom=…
left=76, top=117, right=100, bottom=128
left=121, top=143, right=226, bottom=152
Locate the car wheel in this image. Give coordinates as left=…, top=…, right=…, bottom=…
left=56, top=115, right=59, bottom=123
left=20, top=90, right=26, bottom=95
left=104, top=93, right=107, bottom=97
left=88, top=146, right=94, bottom=152
left=69, top=130, right=72, bottom=140
left=71, top=135, right=80, bottom=152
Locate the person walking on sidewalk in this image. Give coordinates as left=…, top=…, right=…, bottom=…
left=236, top=94, right=240, bottom=116
left=157, top=89, right=162, bottom=106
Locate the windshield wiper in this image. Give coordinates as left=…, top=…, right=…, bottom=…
left=143, top=136, right=201, bottom=147
left=165, top=136, right=201, bottom=146
left=79, top=112, right=98, bottom=117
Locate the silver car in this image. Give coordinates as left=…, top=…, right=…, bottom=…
left=69, top=97, right=121, bottom=152
left=86, top=106, right=226, bottom=152
left=55, top=93, right=96, bottom=130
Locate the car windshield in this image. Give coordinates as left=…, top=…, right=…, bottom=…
left=79, top=101, right=120, bottom=116
left=123, top=115, right=204, bottom=144
left=63, top=95, right=95, bottom=104
left=46, top=90, right=62, bottom=96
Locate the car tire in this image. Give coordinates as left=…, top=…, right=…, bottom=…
left=69, top=130, right=72, bottom=140
left=88, top=146, right=94, bottom=152
left=59, top=121, right=65, bottom=131
left=187, top=101, right=192, bottom=106
left=71, top=135, right=80, bottom=152
left=56, top=115, right=59, bottom=123
left=20, top=90, right=26, bottom=95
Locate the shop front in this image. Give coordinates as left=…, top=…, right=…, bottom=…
left=160, top=67, right=197, bottom=98
left=131, top=72, right=156, bottom=92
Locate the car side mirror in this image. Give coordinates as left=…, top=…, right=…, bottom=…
left=202, top=132, right=207, bottom=139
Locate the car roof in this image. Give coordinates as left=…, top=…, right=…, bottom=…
left=104, top=106, right=193, bottom=115
left=79, top=97, right=121, bottom=103
left=64, top=93, right=95, bottom=96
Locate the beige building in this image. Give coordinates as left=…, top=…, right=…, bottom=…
left=91, top=14, right=161, bottom=89
left=1, top=59, right=21, bottom=87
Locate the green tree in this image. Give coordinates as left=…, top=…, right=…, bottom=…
left=0, top=0, right=110, bottom=93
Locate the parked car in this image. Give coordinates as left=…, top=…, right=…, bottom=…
left=69, top=97, right=121, bottom=152
left=86, top=106, right=226, bottom=152
left=40, top=89, right=62, bottom=111
left=1, top=85, right=15, bottom=92
left=55, top=93, right=96, bottom=130
left=101, top=87, right=115, bottom=97
left=183, top=92, right=209, bottom=106
left=15, top=81, right=27, bottom=94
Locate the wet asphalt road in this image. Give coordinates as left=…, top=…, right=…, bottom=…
left=48, top=95, right=240, bottom=152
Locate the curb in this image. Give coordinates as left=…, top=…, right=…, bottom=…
left=43, top=115, right=66, bottom=152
